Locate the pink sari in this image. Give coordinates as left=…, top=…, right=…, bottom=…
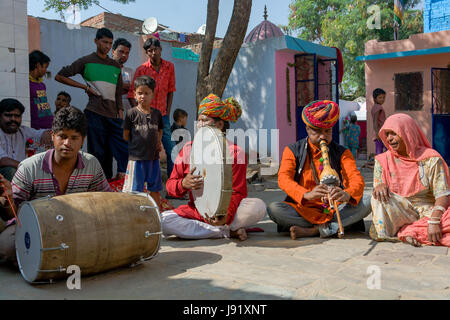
left=376, top=113, right=450, bottom=246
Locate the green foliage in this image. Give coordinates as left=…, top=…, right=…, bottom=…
left=44, top=0, right=135, bottom=13
left=287, top=0, right=423, bottom=99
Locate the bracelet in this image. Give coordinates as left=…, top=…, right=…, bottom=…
left=432, top=205, right=447, bottom=213
left=429, top=216, right=441, bottom=220
left=427, top=220, right=441, bottom=225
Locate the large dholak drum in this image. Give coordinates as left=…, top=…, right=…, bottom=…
left=190, top=125, right=233, bottom=219
left=15, top=192, right=161, bottom=283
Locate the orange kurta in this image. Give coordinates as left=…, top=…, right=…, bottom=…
left=278, top=140, right=365, bottom=225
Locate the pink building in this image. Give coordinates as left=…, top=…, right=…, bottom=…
left=357, top=30, right=450, bottom=162
left=239, top=7, right=341, bottom=161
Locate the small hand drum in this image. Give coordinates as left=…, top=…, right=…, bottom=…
left=190, top=126, right=233, bottom=219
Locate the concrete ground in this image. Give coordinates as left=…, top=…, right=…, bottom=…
left=1, top=162, right=450, bottom=300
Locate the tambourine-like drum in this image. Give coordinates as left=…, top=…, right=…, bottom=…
left=15, top=192, right=161, bottom=283
left=190, top=125, right=233, bottom=218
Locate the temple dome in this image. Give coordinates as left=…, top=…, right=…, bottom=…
left=244, top=6, right=284, bottom=43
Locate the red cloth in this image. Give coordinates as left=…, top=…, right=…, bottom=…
left=332, top=47, right=344, bottom=83
left=166, top=141, right=247, bottom=225
left=398, top=209, right=450, bottom=247
left=127, top=58, right=176, bottom=116
left=108, top=178, right=175, bottom=212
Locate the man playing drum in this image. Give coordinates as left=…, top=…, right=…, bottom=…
left=267, top=100, right=371, bottom=240
left=0, top=106, right=111, bottom=265
left=162, top=94, right=266, bottom=241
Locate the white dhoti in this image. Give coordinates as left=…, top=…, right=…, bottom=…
left=161, top=198, right=267, bottom=239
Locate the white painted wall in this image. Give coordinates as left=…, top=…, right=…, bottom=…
left=0, top=0, right=29, bottom=125
left=217, top=37, right=284, bottom=160
left=38, top=18, right=199, bottom=138
left=38, top=18, right=143, bottom=116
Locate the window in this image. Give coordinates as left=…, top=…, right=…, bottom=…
left=394, top=72, right=423, bottom=111
left=432, top=69, right=450, bottom=114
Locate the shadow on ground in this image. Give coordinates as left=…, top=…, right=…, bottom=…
left=162, top=217, right=372, bottom=250
left=0, top=250, right=283, bottom=300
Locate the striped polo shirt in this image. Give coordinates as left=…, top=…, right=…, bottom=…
left=12, top=149, right=112, bottom=208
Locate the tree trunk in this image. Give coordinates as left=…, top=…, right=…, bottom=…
left=196, top=0, right=252, bottom=108
left=196, top=0, right=220, bottom=108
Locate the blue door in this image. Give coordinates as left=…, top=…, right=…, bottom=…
left=431, top=68, right=450, bottom=165
left=295, top=53, right=340, bottom=142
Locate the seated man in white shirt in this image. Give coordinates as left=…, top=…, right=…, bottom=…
left=0, top=98, right=51, bottom=180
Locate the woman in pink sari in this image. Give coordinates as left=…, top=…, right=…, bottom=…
left=370, top=113, right=450, bottom=246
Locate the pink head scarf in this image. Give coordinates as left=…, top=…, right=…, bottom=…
left=376, top=113, right=450, bottom=197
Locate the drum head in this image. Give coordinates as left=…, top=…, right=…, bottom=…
left=190, top=126, right=233, bottom=218
left=15, top=203, right=43, bottom=283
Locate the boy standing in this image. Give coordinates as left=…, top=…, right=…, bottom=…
left=123, top=76, right=163, bottom=207
left=29, top=50, right=53, bottom=129
left=55, top=28, right=128, bottom=179
left=111, top=38, right=134, bottom=114
left=371, top=88, right=387, bottom=155
left=128, top=38, right=176, bottom=178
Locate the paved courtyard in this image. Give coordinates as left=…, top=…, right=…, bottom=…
left=1, top=163, right=450, bottom=300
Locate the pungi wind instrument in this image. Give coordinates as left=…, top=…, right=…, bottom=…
left=318, top=139, right=344, bottom=238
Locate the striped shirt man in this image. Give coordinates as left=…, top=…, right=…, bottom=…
left=12, top=149, right=111, bottom=207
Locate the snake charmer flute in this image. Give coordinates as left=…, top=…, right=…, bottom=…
left=318, top=139, right=344, bottom=238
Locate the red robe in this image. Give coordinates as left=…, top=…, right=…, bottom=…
left=166, top=141, right=248, bottom=225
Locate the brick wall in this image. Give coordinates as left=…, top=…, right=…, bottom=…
left=182, top=40, right=223, bottom=54
left=81, top=12, right=165, bottom=35
left=424, top=0, right=450, bottom=33
left=81, top=12, right=219, bottom=50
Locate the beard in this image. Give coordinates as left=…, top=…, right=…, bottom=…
left=2, top=121, right=20, bottom=134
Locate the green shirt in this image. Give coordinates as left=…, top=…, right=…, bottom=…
left=57, top=52, right=123, bottom=118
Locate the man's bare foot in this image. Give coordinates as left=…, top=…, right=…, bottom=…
left=403, top=236, right=421, bottom=247
left=289, top=226, right=319, bottom=240
left=230, top=228, right=247, bottom=241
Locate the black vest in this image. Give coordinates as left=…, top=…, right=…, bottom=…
left=284, top=138, right=347, bottom=204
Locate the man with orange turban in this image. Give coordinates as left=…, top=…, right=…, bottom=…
left=161, top=94, right=266, bottom=241
left=267, top=100, right=371, bottom=240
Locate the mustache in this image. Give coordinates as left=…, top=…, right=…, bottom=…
left=6, top=121, right=19, bottom=126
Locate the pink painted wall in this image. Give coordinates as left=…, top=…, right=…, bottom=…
left=364, top=30, right=450, bottom=156
left=275, top=50, right=298, bottom=159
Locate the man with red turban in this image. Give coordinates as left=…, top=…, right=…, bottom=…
left=267, top=100, right=371, bottom=239
left=161, top=94, right=266, bottom=241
